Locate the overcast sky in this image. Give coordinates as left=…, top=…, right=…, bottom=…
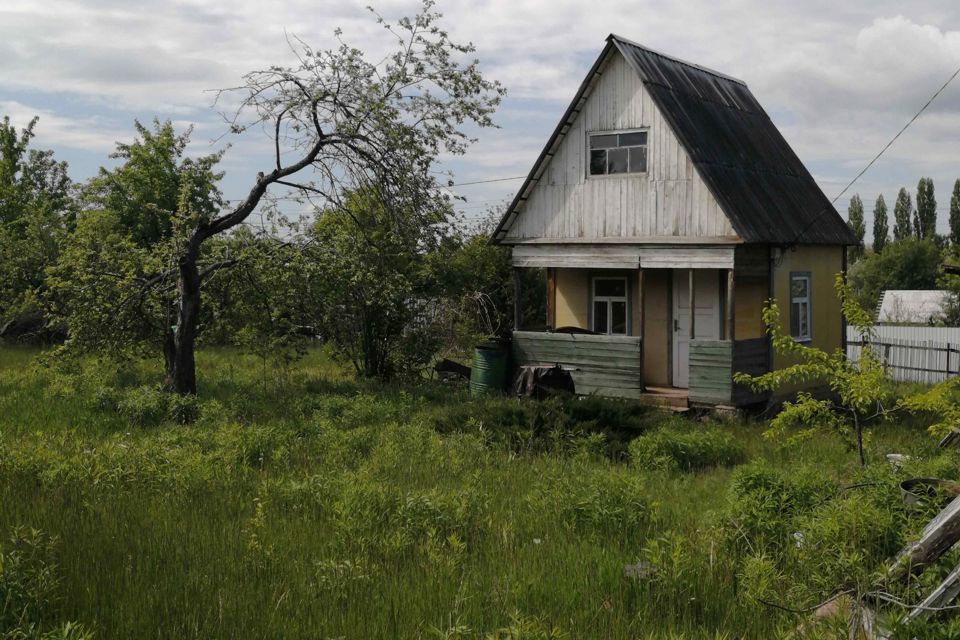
left=3, top=0, right=960, bottom=235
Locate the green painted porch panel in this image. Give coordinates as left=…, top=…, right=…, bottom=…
left=512, top=331, right=643, bottom=399
left=689, top=339, right=733, bottom=405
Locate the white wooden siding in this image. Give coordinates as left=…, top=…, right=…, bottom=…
left=511, top=244, right=734, bottom=269
left=503, top=51, right=736, bottom=242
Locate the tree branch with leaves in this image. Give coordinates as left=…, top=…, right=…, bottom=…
left=734, top=275, right=891, bottom=466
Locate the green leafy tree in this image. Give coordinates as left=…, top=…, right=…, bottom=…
left=0, top=116, right=74, bottom=339
left=51, top=2, right=503, bottom=394
left=47, top=120, right=227, bottom=384
left=846, top=194, right=865, bottom=262
left=298, top=189, right=448, bottom=379
left=735, top=276, right=889, bottom=466
left=430, top=230, right=512, bottom=352
left=872, top=194, right=888, bottom=254
left=893, top=187, right=913, bottom=240
left=915, top=177, right=937, bottom=240
left=848, top=237, right=941, bottom=311
left=950, top=179, right=960, bottom=249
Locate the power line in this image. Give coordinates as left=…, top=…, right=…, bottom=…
left=830, top=62, right=960, bottom=205
left=789, top=60, right=960, bottom=244
left=446, top=175, right=525, bottom=187
left=219, top=175, right=525, bottom=205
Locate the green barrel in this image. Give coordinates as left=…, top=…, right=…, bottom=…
left=470, top=342, right=509, bottom=396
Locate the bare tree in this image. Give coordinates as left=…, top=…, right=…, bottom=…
left=157, top=2, right=502, bottom=393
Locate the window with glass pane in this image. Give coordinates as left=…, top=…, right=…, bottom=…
left=588, top=131, right=648, bottom=176
left=790, top=274, right=811, bottom=341
left=592, top=277, right=628, bottom=335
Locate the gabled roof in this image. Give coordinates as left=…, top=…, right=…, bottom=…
left=492, top=34, right=857, bottom=246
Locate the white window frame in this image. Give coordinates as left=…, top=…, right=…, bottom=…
left=790, top=273, right=812, bottom=342
left=586, top=128, right=648, bottom=178
left=591, top=276, right=629, bottom=335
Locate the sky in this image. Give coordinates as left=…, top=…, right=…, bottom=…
left=3, top=0, right=960, bottom=236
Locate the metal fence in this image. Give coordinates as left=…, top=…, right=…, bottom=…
left=846, top=326, right=960, bottom=384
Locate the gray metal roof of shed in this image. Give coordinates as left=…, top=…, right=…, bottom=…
left=492, top=35, right=857, bottom=246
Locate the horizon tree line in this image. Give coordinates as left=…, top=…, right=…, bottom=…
left=846, top=177, right=960, bottom=261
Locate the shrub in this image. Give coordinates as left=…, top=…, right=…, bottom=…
left=334, top=483, right=487, bottom=556
left=115, top=385, right=200, bottom=426
left=527, top=468, right=654, bottom=541
left=0, top=526, right=91, bottom=639
left=628, top=428, right=746, bottom=471
left=0, top=527, right=60, bottom=632
left=725, top=461, right=836, bottom=552
left=116, top=386, right=169, bottom=426
left=429, top=395, right=664, bottom=458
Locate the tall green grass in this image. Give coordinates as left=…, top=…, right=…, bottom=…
left=0, top=346, right=954, bottom=638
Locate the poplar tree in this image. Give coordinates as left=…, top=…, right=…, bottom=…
left=847, top=194, right=865, bottom=261
left=872, top=194, right=888, bottom=254
left=894, top=187, right=913, bottom=240
left=915, top=177, right=937, bottom=239
left=950, top=179, right=960, bottom=248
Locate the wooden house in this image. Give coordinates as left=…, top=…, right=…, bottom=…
left=491, top=35, right=857, bottom=409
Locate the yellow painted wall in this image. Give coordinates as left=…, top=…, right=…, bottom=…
left=772, top=245, right=845, bottom=370
left=554, top=268, right=589, bottom=329
left=735, top=278, right=767, bottom=340
left=642, top=270, right=670, bottom=386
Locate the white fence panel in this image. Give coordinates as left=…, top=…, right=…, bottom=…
left=846, top=326, right=960, bottom=384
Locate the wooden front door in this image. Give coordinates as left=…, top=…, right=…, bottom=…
left=671, top=269, right=721, bottom=388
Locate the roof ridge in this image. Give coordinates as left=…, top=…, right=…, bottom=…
left=607, top=33, right=747, bottom=86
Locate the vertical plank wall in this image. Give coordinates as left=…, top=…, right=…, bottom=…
left=503, top=51, right=736, bottom=242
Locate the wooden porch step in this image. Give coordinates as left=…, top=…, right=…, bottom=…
left=640, top=386, right=689, bottom=409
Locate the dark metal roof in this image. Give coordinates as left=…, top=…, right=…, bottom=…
left=492, top=35, right=857, bottom=246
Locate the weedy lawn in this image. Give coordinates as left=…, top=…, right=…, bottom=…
left=0, top=346, right=957, bottom=639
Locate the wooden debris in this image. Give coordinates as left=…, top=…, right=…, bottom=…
left=904, top=561, right=960, bottom=623
left=887, top=494, right=960, bottom=581
left=939, top=428, right=960, bottom=449
left=795, top=595, right=889, bottom=640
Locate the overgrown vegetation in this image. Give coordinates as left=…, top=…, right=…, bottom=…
left=2, top=346, right=959, bottom=638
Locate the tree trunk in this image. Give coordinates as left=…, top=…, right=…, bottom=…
left=166, top=247, right=202, bottom=395
left=854, top=412, right=865, bottom=467
left=163, top=328, right=177, bottom=388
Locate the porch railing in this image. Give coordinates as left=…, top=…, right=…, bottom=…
left=511, top=331, right=643, bottom=399
left=689, top=338, right=768, bottom=406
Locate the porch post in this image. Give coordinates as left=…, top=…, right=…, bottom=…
left=726, top=268, right=736, bottom=342
left=637, top=268, right=645, bottom=339
left=688, top=269, right=696, bottom=340
left=512, top=268, right=522, bottom=331
left=638, top=267, right=645, bottom=391
left=546, top=267, right=556, bottom=330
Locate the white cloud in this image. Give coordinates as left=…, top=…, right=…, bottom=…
left=2, top=0, right=960, bottom=234
left=0, top=100, right=127, bottom=153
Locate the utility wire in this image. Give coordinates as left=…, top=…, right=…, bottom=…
left=830, top=62, right=960, bottom=206
left=221, top=175, right=525, bottom=204
left=444, top=175, right=526, bottom=187
left=789, top=60, right=960, bottom=244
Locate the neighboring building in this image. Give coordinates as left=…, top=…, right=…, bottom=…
left=876, top=290, right=950, bottom=325
left=491, top=34, right=856, bottom=408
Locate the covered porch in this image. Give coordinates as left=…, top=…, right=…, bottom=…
left=509, top=243, right=769, bottom=408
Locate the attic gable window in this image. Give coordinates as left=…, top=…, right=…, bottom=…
left=588, top=130, right=647, bottom=176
